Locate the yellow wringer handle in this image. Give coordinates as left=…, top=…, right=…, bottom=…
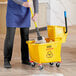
left=27, top=0, right=37, bottom=28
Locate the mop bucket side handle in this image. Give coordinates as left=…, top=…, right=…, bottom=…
left=64, top=11, right=68, bottom=33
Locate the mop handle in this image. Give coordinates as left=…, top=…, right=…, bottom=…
left=27, top=0, right=37, bottom=28
left=64, top=11, right=68, bottom=33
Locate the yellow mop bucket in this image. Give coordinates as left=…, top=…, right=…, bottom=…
left=27, top=38, right=62, bottom=70
left=47, top=11, right=68, bottom=43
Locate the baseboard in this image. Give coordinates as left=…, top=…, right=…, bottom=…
left=29, top=27, right=47, bottom=33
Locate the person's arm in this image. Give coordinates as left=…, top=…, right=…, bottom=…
left=13, top=0, right=39, bottom=21
left=32, top=0, right=39, bottom=21
left=33, top=0, right=39, bottom=14
left=13, top=0, right=39, bottom=14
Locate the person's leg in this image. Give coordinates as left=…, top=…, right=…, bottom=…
left=4, top=27, right=16, bottom=68
left=20, top=28, right=30, bottom=65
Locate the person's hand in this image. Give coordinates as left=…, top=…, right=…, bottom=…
left=32, top=13, right=38, bottom=22
left=22, top=2, right=31, bottom=7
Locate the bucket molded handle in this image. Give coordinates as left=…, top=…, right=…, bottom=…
left=64, top=11, right=68, bottom=33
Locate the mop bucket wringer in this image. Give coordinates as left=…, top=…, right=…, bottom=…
left=47, top=25, right=68, bottom=43
left=47, top=11, right=68, bottom=43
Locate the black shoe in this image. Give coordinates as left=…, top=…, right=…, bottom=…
left=4, top=61, right=11, bottom=68
left=22, top=61, right=31, bottom=65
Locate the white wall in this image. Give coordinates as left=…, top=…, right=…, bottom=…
left=43, top=0, right=76, bottom=26
left=47, top=0, right=76, bottom=26
left=70, top=0, right=76, bottom=25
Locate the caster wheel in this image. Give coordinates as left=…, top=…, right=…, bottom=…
left=39, top=65, right=43, bottom=70
left=56, top=63, right=60, bottom=68
left=49, top=63, right=54, bottom=66
left=31, top=62, right=36, bottom=67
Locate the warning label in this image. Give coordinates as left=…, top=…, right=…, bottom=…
left=46, top=51, right=53, bottom=58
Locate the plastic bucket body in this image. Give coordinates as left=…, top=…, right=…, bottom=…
left=27, top=38, right=62, bottom=64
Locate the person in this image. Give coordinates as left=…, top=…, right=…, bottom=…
left=4, top=0, right=39, bottom=68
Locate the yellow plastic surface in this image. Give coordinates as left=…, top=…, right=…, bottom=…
left=47, top=25, right=68, bottom=43
left=26, top=38, right=62, bottom=64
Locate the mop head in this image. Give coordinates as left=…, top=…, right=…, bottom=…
left=35, top=37, right=46, bottom=44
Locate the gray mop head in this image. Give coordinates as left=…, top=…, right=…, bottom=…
left=35, top=37, right=46, bottom=44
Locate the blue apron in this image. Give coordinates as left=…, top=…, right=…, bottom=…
left=6, top=0, right=31, bottom=28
